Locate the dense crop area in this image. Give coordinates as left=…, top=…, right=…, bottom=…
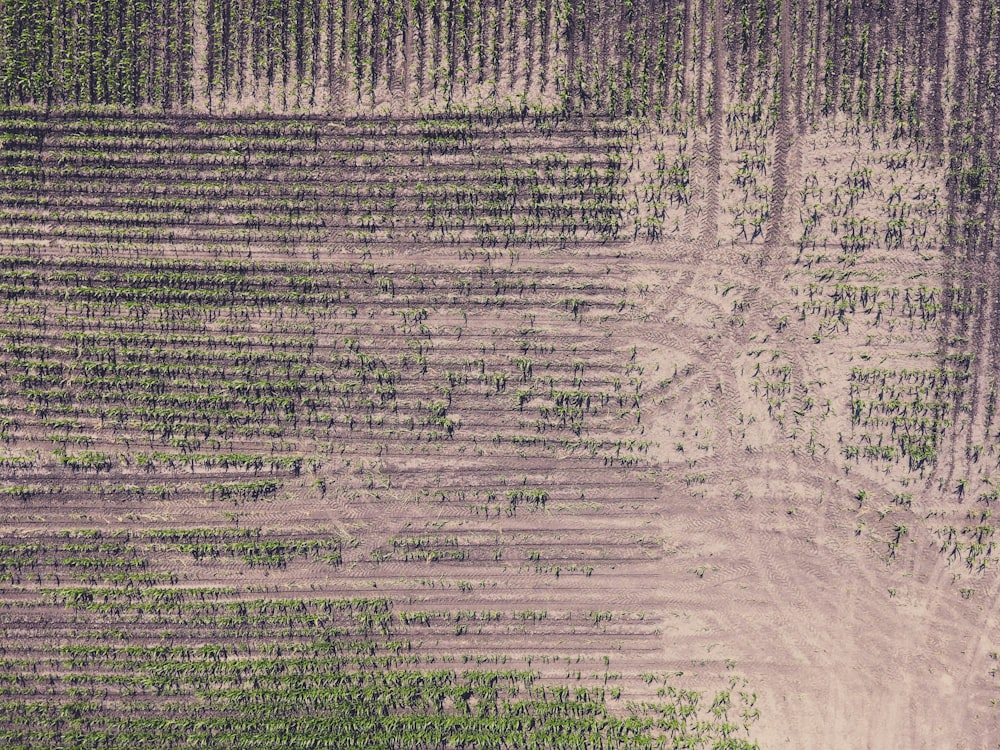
left=0, top=0, right=960, bottom=124
left=0, top=589, right=761, bottom=749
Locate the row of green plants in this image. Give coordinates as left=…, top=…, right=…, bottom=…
left=2, top=0, right=948, bottom=129
left=0, top=591, right=760, bottom=748
left=1, top=113, right=632, bottom=251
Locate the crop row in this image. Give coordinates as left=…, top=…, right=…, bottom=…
left=0, top=114, right=637, bottom=249
left=0, top=583, right=758, bottom=747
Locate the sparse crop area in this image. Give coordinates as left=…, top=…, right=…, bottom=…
left=1, top=2, right=999, bottom=748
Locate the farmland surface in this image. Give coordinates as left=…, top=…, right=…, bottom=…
left=1, top=1, right=1000, bottom=748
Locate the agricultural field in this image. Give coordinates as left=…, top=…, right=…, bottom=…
left=0, top=1, right=999, bottom=748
